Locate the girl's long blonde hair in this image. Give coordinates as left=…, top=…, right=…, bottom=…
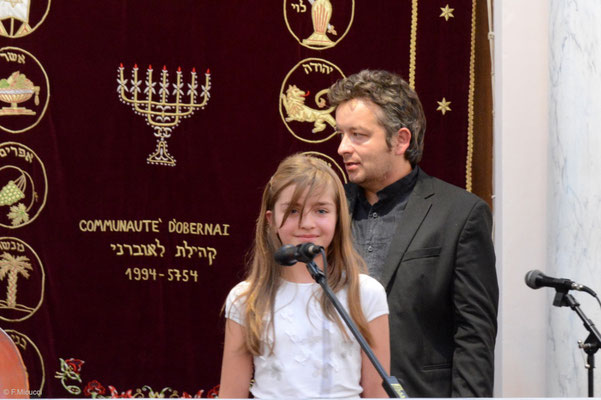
left=237, top=153, right=373, bottom=355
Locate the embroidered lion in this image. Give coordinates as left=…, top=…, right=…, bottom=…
left=280, top=85, right=336, bottom=133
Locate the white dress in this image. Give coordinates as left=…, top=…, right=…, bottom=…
left=225, top=274, right=388, bottom=399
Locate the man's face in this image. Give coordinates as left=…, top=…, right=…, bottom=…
left=336, top=98, right=398, bottom=194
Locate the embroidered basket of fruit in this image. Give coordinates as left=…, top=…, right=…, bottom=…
left=0, top=71, right=39, bottom=106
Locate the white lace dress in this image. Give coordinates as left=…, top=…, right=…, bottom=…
left=225, top=274, right=388, bottom=399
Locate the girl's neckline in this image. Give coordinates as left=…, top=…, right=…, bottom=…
left=280, top=278, right=316, bottom=286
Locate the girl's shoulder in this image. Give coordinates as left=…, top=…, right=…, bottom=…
left=358, top=273, right=385, bottom=291
left=357, top=274, right=389, bottom=319
left=225, top=281, right=251, bottom=320
left=227, top=280, right=250, bottom=299
left=358, top=274, right=388, bottom=300
left=231, top=279, right=250, bottom=291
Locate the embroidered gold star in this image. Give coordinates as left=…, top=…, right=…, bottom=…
left=440, top=5, right=455, bottom=21
left=436, top=98, right=452, bottom=115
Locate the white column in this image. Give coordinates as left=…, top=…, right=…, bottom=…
left=494, top=0, right=549, bottom=396
left=547, top=0, right=601, bottom=396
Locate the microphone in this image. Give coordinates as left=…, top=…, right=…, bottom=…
left=274, top=243, right=323, bottom=266
left=525, top=269, right=596, bottom=296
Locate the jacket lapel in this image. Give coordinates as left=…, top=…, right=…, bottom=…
left=379, top=171, right=435, bottom=291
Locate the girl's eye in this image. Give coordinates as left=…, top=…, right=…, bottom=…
left=317, top=209, right=328, bottom=214
left=289, top=208, right=299, bottom=214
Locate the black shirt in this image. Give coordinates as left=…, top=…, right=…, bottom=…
left=349, top=167, right=419, bottom=280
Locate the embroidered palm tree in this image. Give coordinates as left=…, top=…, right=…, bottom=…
left=0, top=251, right=32, bottom=309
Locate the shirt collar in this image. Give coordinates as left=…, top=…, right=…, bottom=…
left=355, top=165, right=420, bottom=206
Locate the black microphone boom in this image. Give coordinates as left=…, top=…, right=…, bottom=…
left=527, top=269, right=601, bottom=397
left=274, top=243, right=323, bottom=266
left=525, top=269, right=596, bottom=296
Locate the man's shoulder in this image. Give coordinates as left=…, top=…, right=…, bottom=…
left=342, top=169, right=490, bottom=211
left=417, top=169, right=488, bottom=208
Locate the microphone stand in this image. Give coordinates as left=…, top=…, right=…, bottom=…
left=304, top=258, right=408, bottom=398
left=553, top=289, right=601, bottom=397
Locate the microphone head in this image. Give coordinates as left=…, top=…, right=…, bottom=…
left=298, top=242, right=323, bottom=255
left=274, top=244, right=298, bottom=266
left=525, top=269, right=544, bottom=289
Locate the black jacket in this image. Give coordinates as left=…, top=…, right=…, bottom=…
left=346, top=169, right=498, bottom=397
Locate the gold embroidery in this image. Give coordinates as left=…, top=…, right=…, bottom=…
left=6, top=329, right=46, bottom=395
left=409, top=0, right=418, bottom=89
left=302, top=151, right=347, bottom=184
left=0, top=236, right=45, bottom=322
left=284, top=0, right=354, bottom=50
left=117, top=64, right=211, bottom=167
left=0, top=142, right=48, bottom=229
left=281, top=85, right=335, bottom=133
left=0, top=47, right=50, bottom=134
left=0, top=0, right=50, bottom=38
left=55, top=357, right=211, bottom=398
left=465, top=0, right=477, bottom=192
left=302, top=0, right=336, bottom=47
left=279, top=58, right=345, bottom=144
left=436, top=98, right=452, bottom=115
left=0, top=71, right=40, bottom=116
left=440, top=5, right=455, bottom=21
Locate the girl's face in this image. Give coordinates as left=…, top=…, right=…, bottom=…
left=267, top=184, right=337, bottom=252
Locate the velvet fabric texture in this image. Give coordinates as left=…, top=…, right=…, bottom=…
left=0, top=1, right=477, bottom=396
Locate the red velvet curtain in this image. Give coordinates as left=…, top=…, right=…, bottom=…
left=0, top=1, right=478, bottom=396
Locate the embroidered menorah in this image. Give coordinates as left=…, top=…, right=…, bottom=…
left=117, top=63, right=211, bottom=166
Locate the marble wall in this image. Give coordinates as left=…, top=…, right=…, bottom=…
left=548, top=0, right=601, bottom=396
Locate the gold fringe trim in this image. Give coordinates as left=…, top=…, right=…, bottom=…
left=465, top=0, right=477, bottom=192
left=408, top=0, right=418, bottom=89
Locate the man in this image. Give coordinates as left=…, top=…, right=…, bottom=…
left=328, top=70, right=498, bottom=397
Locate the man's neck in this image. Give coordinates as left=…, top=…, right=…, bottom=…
left=364, top=163, right=413, bottom=205
left=365, top=189, right=380, bottom=205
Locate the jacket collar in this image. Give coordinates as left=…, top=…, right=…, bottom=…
left=344, top=168, right=436, bottom=290
left=379, top=169, right=435, bottom=290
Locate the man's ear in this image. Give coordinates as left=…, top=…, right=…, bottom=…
left=393, top=127, right=411, bottom=155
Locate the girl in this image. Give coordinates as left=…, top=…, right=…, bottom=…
left=219, top=154, right=390, bottom=399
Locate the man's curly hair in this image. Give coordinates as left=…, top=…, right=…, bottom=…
left=328, top=70, right=426, bottom=165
